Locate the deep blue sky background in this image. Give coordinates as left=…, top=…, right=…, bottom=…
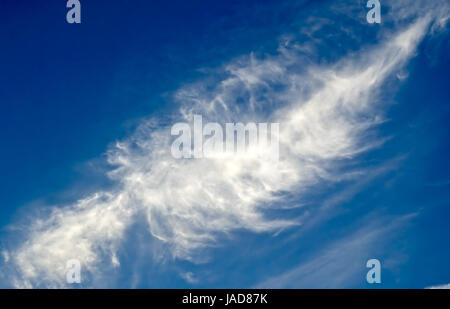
left=0, top=0, right=449, bottom=288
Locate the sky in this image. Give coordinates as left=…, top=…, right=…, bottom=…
left=0, top=0, right=449, bottom=288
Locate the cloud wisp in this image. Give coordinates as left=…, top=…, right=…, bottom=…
left=426, top=283, right=450, bottom=289
left=2, top=3, right=448, bottom=288
left=255, top=213, right=416, bottom=288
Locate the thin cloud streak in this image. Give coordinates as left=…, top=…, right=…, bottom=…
left=426, top=283, right=450, bottom=289
left=255, top=213, right=417, bottom=288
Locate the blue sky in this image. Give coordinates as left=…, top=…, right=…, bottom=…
left=0, top=0, right=449, bottom=288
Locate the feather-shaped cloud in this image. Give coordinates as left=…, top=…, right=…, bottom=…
left=2, top=1, right=449, bottom=288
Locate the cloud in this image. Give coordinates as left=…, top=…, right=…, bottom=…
left=426, top=283, right=450, bottom=289
left=1, top=1, right=447, bottom=288
left=255, top=213, right=416, bottom=288
left=181, top=272, right=199, bottom=284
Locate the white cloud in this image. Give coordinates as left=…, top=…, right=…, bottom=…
left=2, top=2, right=448, bottom=288
left=256, top=213, right=415, bottom=288
left=426, top=283, right=450, bottom=289
left=1, top=250, right=9, bottom=263
left=181, top=272, right=199, bottom=284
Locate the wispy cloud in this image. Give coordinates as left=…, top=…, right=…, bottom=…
left=426, top=283, right=450, bottom=289
left=1, top=1, right=448, bottom=288
left=255, top=213, right=416, bottom=288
